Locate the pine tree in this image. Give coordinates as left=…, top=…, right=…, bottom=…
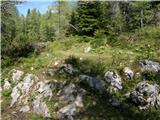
left=71, top=1, right=102, bottom=36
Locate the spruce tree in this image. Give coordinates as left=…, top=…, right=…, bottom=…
left=72, top=1, right=102, bottom=36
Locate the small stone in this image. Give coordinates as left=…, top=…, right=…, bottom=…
left=123, top=67, right=134, bottom=80
left=80, top=57, right=83, bottom=60
left=84, top=47, right=91, bottom=53
left=54, top=60, right=61, bottom=66
left=30, top=67, right=34, bottom=71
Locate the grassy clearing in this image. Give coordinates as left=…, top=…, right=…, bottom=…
left=1, top=26, right=160, bottom=120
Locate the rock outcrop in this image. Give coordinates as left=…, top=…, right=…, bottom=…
left=79, top=75, right=106, bottom=94
left=10, top=73, right=38, bottom=106
left=139, top=60, right=160, bottom=73
left=33, top=94, right=51, bottom=117
left=130, top=81, right=160, bottom=110
left=104, top=71, right=122, bottom=93
left=58, top=83, right=86, bottom=120
left=11, top=69, right=24, bottom=83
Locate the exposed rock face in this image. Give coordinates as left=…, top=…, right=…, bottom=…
left=35, top=80, right=53, bottom=100
left=33, top=95, right=51, bottom=117
left=58, top=103, right=77, bottom=120
left=79, top=75, right=106, bottom=94
left=10, top=73, right=37, bottom=106
left=130, top=81, right=160, bottom=110
left=139, top=60, right=160, bottom=73
left=59, top=83, right=77, bottom=102
left=10, top=84, right=21, bottom=106
left=123, top=67, right=134, bottom=80
left=3, top=78, right=11, bottom=90
left=32, top=80, right=54, bottom=117
left=8, top=69, right=54, bottom=117
left=104, top=71, right=122, bottom=93
left=11, top=69, right=24, bottom=82
left=58, top=83, right=86, bottom=120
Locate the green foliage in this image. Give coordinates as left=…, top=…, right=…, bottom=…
left=90, top=38, right=107, bottom=48
left=64, top=56, right=106, bottom=77
left=94, top=29, right=106, bottom=38
left=70, top=1, right=102, bottom=36
left=142, top=71, right=160, bottom=84
left=2, top=89, right=12, bottom=97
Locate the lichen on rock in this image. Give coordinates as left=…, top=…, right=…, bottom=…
left=130, top=81, right=160, bottom=110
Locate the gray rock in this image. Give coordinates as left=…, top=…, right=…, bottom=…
left=58, top=103, right=76, bottom=120
left=3, top=78, right=11, bottom=90
left=33, top=95, right=51, bottom=117
left=10, top=74, right=37, bottom=106
left=59, top=83, right=77, bottom=102
left=84, top=47, right=91, bottom=53
left=21, top=74, right=36, bottom=93
left=19, top=105, right=30, bottom=112
left=47, top=68, right=57, bottom=77
left=123, top=67, right=134, bottom=80
left=104, top=71, right=122, bottom=92
left=10, top=84, right=21, bottom=106
left=74, top=95, right=84, bottom=107
left=61, top=64, right=79, bottom=75
left=11, top=69, right=24, bottom=82
left=32, top=80, right=55, bottom=117
left=79, top=75, right=106, bottom=94
left=36, top=80, right=53, bottom=100
left=58, top=84, right=85, bottom=120
left=130, top=81, right=160, bottom=110
left=139, top=60, right=160, bottom=73
left=58, top=95, right=84, bottom=120
left=156, top=94, right=160, bottom=108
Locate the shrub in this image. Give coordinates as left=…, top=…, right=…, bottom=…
left=2, top=89, right=12, bottom=97
left=94, top=29, right=106, bottom=38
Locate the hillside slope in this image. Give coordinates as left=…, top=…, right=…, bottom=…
left=1, top=26, right=160, bottom=120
